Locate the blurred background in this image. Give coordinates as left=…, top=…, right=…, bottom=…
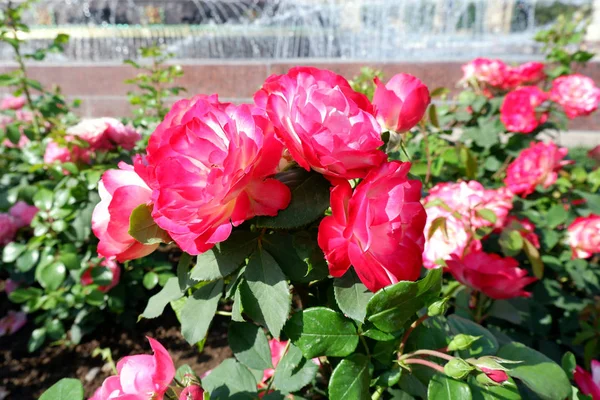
left=1, top=0, right=598, bottom=131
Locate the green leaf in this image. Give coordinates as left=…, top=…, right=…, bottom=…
left=561, top=352, right=576, bottom=380
left=428, top=217, right=448, bottom=240
left=255, top=170, right=331, bottom=229
left=2, top=242, right=26, bottom=263
left=273, top=343, right=318, bottom=394
left=366, top=269, right=442, bottom=332
left=468, top=376, right=521, bottom=400
left=91, top=267, right=114, bottom=286
left=447, top=315, right=498, bottom=357
left=523, top=238, right=543, bottom=279
left=240, top=249, right=290, bottom=338
left=37, top=261, right=66, bottom=290
left=141, top=277, right=184, bottom=319
left=333, top=269, right=373, bottom=322
left=9, top=287, right=42, bottom=303
left=28, top=328, right=46, bottom=352
left=201, top=358, right=257, bottom=399
left=177, top=253, right=192, bottom=290
left=181, top=280, right=223, bottom=345
left=496, top=342, right=571, bottom=400
left=45, top=319, right=65, bottom=340
left=16, top=249, right=39, bottom=272
left=476, top=209, right=497, bottom=225
left=190, top=231, right=258, bottom=281
left=328, top=354, right=371, bottom=400
left=285, top=307, right=358, bottom=359
left=499, top=229, right=524, bottom=257
left=6, top=123, right=21, bottom=144
left=39, top=378, right=83, bottom=400
left=228, top=321, right=273, bottom=371
left=143, top=271, right=159, bottom=290
left=546, top=204, right=568, bottom=228
left=427, top=374, right=472, bottom=400
left=33, top=188, right=53, bottom=210
left=128, top=204, right=171, bottom=245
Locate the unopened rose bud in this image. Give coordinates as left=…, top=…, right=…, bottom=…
left=428, top=297, right=450, bottom=317
left=480, top=367, right=510, bottom=384
left=447, top=334, right=481, bottom=351
left=444, top=358, right=475, bottom=380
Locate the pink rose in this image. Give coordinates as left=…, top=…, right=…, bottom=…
left=4, top=279, right=18, bottom=294
left=461, top=58, right=507, bottom=87
left=502, top=62, right=545, bottom=89
left=589, top=145, right=600, bottom=163
left=0, top=310, right=26, bottom=336
left=0, top=214, right=18, bottom=246
left=92, top=157, right=159, bottom=262
left=43, top=139, right=91, bottom=165
left=372, top=73, right=430, bottom=132
left=146, top=95, right=291, bottom=255
left=480, top=367, right=510, bottom=384
left=446, top=251, right=537, bottom=300
left=255, top=67, right=386, bottom=181
left=318, top=161, right=426, bottom=292
left=9, top=201, right=38, bottom=228
left=550, top=74, right=600, bottom=119
left=261, top=339, right=289, bottom=384
left=567, top=215, right=600, bottom=259
left=502, top=216, right=540, bottom=249
left=81, top=259, right=121, bottom=292
left=67, top=118, right=141, bottom=150
left=504, top=141, right=569, bottom=196
left=179, top=386, right=204, bottom=400
left=574, top=360, right=600, bottom=400
left=90, top=337, right=175, bottom=400
left=0, top=95, right=26, bottom=110
left=500, top=86, right=549, bottom=133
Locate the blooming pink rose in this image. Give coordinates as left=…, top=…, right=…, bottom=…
left=43, top=139, right=91, bottom=165
left=9, top=201, right=38, bottom=228
left=480, top=367, right=510, bottom=384
left=255, top=67, right=386, bottom=181
left=67, top=118, right=141, bottom=150
left=146, top=95, right=291, bottom=255
left=446, top=251, right=537, bottom=300
left=92, top=158, right=159, bottom=262
left=550, top=74, right=600, bottom=119
left=0, top=310, right=26, bottom=336
left=504, top=141, right=569, bottom=196
left=502, top=216, right=540, bottom=249
left=179, top=386, right=204, bottom=400
left=81, top=259, right=121, bottom=292
left=574, top=360, right=600, bottom=400
left=567, top=215, right=600, bottom=259
left=0, top=214, right=18, bottom=246
left=90, top=337, right=175, bottom=400
left=0, top=95, right=26, bottom=110
left=3, top=133, right=29, bottom=149
left=318, top=161, right=426, bottom=292
left=372, top=73, right=430, bottom=132
left=461, top=58, right=507, bottom=87
left=502, top=62, right=545, bottom=89
left=501, top=86, right=549, bottom=133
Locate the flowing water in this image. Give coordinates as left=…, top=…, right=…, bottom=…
left=2, top=0, right=592, bottom=61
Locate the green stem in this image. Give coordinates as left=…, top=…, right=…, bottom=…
left=371, top=385, right=385, bottom=400
left=402, top=358, right=445, bottom=373
left=264, top=340, right=290, bottom=393
left=215, top=310, right=232, bottom=317
left=359, top=334, right=371, bottom=357
left=399, top=349, right=454, bottom=362
left=398, top=314, right=429, bottom=355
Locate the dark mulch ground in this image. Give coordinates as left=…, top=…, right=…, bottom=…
left=0, top=309, right=231, bottom=399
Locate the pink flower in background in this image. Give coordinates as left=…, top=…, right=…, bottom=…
left=9, top=201, right=38, bottom=228
left=318, top=161, right=426, bottom=292
left=0, top=95, right=26, bottom=110
left=81, top=259, right=121, bottom=292
left=504, top=141, right=569, bottom=196
left=372, top=73, right=430, bottom=132
left=0, top=310, right=26, bottom=336
left=461, top=58, right=507, bottom=87
left=589, top=145, right=600, bottom=163
left=501, top=86, right=549, bottom=133
left=43, top=139, right=91, bottom=165
left=92, top=158, right=159, bottom=262
left=574, top=360, right=600, bottom=400
left=179, top=386, right=204, bottom=400
left=255, top=66, right=386, bottom=181
left=567, top=215, right=600, bottom=259
left=550, top=74, right=600, bottom=119
left=0, top=214, right=18, bottom=246
left=262, top=339, right=289, bottom=384
left=67, top=118, right=141, bottom=150
left=4, top=279, right=18, bottom=294
left=502, top=216, right=540, bottom=249
left=502, top=62, right=545, bottom=89
left=90, top=337, right=175, bottom=400
left=446, top=251, right=537, bottom=300
left=3, top=133, right=29, bottom=149
left=146, top=95, right=290, bottom=255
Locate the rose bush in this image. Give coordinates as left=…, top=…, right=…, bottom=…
left=4, top=5, right=600, bottom=400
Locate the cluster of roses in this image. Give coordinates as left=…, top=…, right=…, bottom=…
left=423, top=139, right=600, bottom=300
left=44, top=117, right=141, bottom=165
left=1, top=95, right=34, bottom=148
left=462, top=58, right=600, bottom=133
left=92, top=67, right=432, bottom=293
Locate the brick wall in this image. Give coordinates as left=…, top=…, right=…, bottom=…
left=1, top=60, right=599, bottom=130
